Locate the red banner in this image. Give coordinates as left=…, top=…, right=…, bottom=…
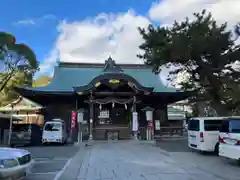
left=148, top=120, right=153, bottom=128
left=71, top=111, right=77, bottom=128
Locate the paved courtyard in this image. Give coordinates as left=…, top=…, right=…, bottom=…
left=60, top=141, right=240, bottom=180
left=23, top=145, right=80, bottom=180
left=22, top=140, right=240, bottom=180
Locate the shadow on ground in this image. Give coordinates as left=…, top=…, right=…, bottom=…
left=23, top=145, right=79, bottom=159
left=155, top=139, right=192, bottom=152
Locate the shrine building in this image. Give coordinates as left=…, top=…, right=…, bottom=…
left=14, top=57, right=191, bottom=141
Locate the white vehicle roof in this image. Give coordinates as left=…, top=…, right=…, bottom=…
left=190, top=117, right=227, bottom=120
left=45, top=119, right=64, bottom=124
left=52, top=118, right=64, bottom=121
left=228, top=116, right=240, bottom=119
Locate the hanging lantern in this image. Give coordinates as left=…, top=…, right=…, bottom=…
left=112, top=102, right=115, bottom=108
left=99, top=104, right=102, bottom=110
left=125, top=104, right=127, bottom=110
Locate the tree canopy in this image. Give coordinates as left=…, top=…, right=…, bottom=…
left=0, top=32, right=39, bottom=106
left=0, top=71, right=27, bottom=106
left=32, top=75, right=52, bottom=87
left=0, top=32, right=39, bottom=92
left=138, top=10, right=240, bottom=115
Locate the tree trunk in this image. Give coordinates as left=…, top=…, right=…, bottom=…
left=0, top=71, right=14, bottom=92
left=210, top=101, right=230, bottom=116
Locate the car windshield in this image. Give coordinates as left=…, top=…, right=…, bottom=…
left=44, top=123, right=61, bottom=131
left=229, top=120, right=240, bottom=133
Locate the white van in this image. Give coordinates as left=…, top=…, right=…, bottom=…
left=188, top=117, right=226, bottom=153
left=219, top=117, right=240, bottom=162
left=42, top=119, right=67, bottom=144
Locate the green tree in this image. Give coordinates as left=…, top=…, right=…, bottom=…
left=0, top=32, right=39, bottom=92
left=32, top=75, right=52, bottom=87
left=0, top=71, right=27, bottom=105
left=138, top=10, right=240, bottom=115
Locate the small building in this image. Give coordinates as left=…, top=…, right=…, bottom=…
left=168, top=107, right=186, bottom=121
left=14, top=57, right=192, bottom=141
left=170, top=100, right=193, bottom=114
left=0, top=97, right=45, bottom=127
left=0, top=112, right=22, bottom=145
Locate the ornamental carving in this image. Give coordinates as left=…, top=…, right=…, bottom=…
left=109, top=79, right=120, bottom=84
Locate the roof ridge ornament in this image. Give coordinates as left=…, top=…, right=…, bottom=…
left=103, top=56, right=123, bottom=72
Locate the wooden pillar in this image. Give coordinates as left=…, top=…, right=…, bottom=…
left=162, top=105, right=168, bottom=122
left=89, top=92, right=94, bottom=140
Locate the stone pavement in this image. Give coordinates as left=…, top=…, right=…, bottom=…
left=58, top=141, right=238, bottom=180
left=24, top=145, right=80, bottom=180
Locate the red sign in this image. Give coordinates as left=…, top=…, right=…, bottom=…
left=71, top=111, right=77, bottom=128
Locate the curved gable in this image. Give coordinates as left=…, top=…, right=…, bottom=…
left=15, top=58, right=179, bottom=94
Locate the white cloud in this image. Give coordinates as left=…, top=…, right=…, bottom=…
left=39, top=10, right=150, bottom=76
left=149, top=0, right=240, bottom=28
left=13, top=14, right=57, bottom=26
left=13, top=19, right=36, bottom=26
left=42, top=14, right=57, bottom=20
left=39, top=0, right=240, bottom=85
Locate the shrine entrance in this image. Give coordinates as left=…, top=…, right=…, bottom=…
left=74, top=58, right=155, bottom=141
left=95, top=104, right=131, bottom=140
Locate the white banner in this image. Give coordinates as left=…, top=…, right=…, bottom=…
left=132, top=112, right=138, bottom=131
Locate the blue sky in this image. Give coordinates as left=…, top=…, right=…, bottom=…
left=0, top=0, right=236, bottom=82
left=1, top=0, right=155, bottom=73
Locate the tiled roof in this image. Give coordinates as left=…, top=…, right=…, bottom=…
left=23, top=65, right=179, bottom=93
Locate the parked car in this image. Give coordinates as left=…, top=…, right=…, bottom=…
left=11, top=124, right=42, bottom=147
left=0, top=147, right=34, bottom=179
left=42, top=119, right=67, bottom=144
left=219, top=117, right=240, bottom=163
left=188, top=117, right=226, bottom=153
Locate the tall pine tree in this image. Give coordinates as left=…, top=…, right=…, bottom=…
left=138, top=10, right=240, bottom=115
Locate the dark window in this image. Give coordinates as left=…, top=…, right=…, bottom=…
left=219, top=121, right=229, bottom=133
left=44, top=123, right=61, bottom=131
left=12, top=124, right=31, bottom=132
left=188, top=119, right=200, bottom=131
left=204, top=120, right=223, bottom=131
left=229, top=120, right=240, bottom=133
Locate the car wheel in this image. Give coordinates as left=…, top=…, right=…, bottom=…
left=214, top=143, right=219, bottom=155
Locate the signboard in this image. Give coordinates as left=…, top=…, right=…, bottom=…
left=99, top=110, right=109, bottom=118
left=77, top=112, right=84, bottom=123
